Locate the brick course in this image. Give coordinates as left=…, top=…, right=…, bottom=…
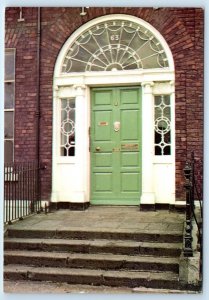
left=5, top=7, right=204, bottom=201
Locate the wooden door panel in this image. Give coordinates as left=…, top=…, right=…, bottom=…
left=95, top=153, right=112, bottom=168
left=121, top=152, right=139, bottom=168
left=93, top=173, right=113, bottom=192
left=121, top=109, right=139, bottom=141
left=91, top=87, right=141, bottom=205
left=120, top=89, right=139, bottom=105
left=94, top=90, right=112, bottom=106
left=121, top=172, right=140, bottom=192
left=94, top=110, right=112, bottom=142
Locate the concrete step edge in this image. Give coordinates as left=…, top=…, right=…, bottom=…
left=4, top=239, right=182, bottom=257
left=4, top=250, right=179, bottom=273
left=4, top=250, right=180, bottom=262
left=7, top=228, right=183, bottom=242
left=4, top=264, right=179, bottom=281
left=4, top=264, right=183, bottom=289
left=4, top=238, right=182, bottom=249
left=7, top=227, right=183, bottom=234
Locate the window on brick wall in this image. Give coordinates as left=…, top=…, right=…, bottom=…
left=4, top=49, right=15, bottom=163
left=154, top=95, right=171, bottom=155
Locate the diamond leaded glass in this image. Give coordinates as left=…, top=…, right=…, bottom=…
left=62, top=20, right=169, bottom=73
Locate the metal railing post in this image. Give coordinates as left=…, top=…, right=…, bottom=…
left=183, top=161, right=193, bottom=257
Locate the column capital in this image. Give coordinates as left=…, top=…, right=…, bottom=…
left=141, top=81, right=154, bottom=94
left=73, top=84, right=86, bottom=96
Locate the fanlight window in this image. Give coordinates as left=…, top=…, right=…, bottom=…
left=62, top=20, right=169, bottom=73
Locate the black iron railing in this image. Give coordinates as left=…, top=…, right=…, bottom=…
left=4, top=161, right=42, bottom=224
left=183, top=152, right=203, bottom=257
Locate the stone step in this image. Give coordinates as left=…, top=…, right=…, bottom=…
left=4, top=238, right=182, bottom=257
left=4, top=250, right=179, bottom=273
left=4, top=280, right=201, bottom=294
left=4, top=264, right=180, bottom=289
left=6, top=228, right=183, bottom=243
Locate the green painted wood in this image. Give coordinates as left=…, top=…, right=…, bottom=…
left=90, top=87, right=142, bottom=205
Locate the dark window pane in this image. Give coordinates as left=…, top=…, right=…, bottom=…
left=164, top=131, right=171, bottom=144
left=163, top=146, right=171, bottom=155
left=164, top=107, right=170, bottom=119
left=5, top=50, right=15, bottom=81
left=4, top=140, right=13, bottom=163
left=4, top=82, right=14, bottom=109
left=155, top=145, right=162, bottom=155
left=4, top=111, right=14, bottom=138
left=164, top=95, right=170, bottom=105
left=154, top=96, right=161, bottom=106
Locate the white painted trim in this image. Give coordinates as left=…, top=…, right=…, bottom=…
left=140, top=82, right=155, bottom=204
left=54, top=70, right=174, bottom=88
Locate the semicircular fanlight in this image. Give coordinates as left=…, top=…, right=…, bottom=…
left=62, top=20, right=169, bottom=73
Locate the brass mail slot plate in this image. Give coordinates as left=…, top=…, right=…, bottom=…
left=98, top=121, right=109, bottom=126
left=121, top=143, right=139, bottom=151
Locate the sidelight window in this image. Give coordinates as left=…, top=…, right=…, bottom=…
left=60, top=98, right=76, bottom=156
left=154, top=95, right=171, bottom=155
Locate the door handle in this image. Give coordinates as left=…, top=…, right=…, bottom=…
left=95, top=147, right=101, bottom=152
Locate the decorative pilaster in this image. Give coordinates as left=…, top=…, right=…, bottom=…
left=169, top=80, right=176, bottom=205
left=74, top=84, right=88, bottom=202
left=140, top=82, right=155, bottom=206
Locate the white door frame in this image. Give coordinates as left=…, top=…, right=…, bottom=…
left=51, top=14, right=175, bottom=205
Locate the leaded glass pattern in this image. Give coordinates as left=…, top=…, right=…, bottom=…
left=62, top=20, right=169, bottom=73
left=60, top=98, right=75, bottom=156
left=154, top=95, right=171, bottom=155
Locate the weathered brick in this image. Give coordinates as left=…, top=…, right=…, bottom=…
left=5, top=7, right=204, bottom=201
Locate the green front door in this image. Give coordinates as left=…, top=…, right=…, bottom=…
left=90, top=87, right=142, bottom=205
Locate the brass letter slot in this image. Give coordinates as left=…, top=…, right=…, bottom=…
left=98, top=121, right=108, bottom=126
left=121, top=144, right=139, bottom=151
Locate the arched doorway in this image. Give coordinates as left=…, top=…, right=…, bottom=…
left=52, top=14, right=175, bottom=207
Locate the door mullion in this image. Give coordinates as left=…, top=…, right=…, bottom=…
left=113, top=88, right=121, bottom=198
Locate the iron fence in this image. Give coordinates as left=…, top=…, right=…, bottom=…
left=183, top=152, right=203, bottom=257
left=4, top=161, right=42, bottom=224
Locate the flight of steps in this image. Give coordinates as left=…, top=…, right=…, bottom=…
left=4, top=227, right=190, bottom=290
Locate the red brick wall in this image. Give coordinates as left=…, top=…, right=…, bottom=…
left=5, top=8, right=38, bottom=162
left=5, top=7, right=204, bottom=201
